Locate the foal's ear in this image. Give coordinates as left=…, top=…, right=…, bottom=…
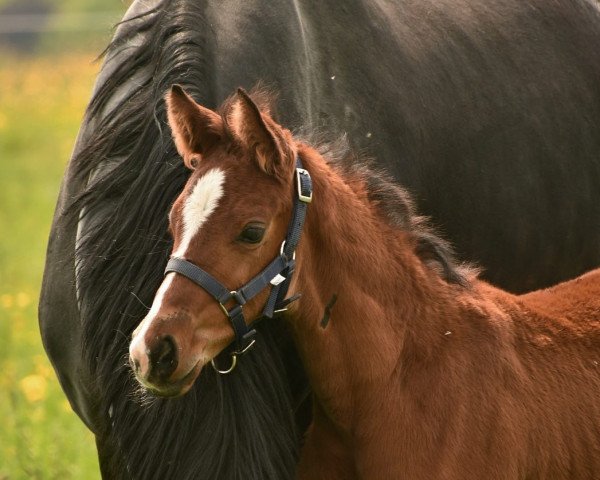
left=165, top=85, right=223, bottom=168
left=225, top=88, right=294, bottom=179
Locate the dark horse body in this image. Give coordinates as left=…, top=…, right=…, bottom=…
left=40, top=0, right=600, bottom=478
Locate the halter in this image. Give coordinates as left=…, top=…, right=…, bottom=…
left=164, top=157, right=313, bottom=374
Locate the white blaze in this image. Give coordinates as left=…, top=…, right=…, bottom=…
left=129, top=168, right=226, bottom=357
left=173, top=168, right=226, bottom=257
left=129, top=272, right=176, bottom=357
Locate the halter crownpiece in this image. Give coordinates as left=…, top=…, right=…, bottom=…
left=164, top=156, right=313, bottom=374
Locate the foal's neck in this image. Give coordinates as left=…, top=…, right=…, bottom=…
left=288, top=147, right=457, bottom=422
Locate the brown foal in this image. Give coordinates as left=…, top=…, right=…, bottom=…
left=129, top=86, right=600, bottom=479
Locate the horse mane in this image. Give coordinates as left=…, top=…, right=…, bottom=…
left=309, top=137, right=477, bottom=286
left=67, top=1, right=300, bottom=477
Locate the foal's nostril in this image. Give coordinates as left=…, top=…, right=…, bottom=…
left=148, top=335, right=179, bottom=381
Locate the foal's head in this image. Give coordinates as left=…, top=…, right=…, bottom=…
left=129, top=86, right=300, bottom=396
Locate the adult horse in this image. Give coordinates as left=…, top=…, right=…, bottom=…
left=39, top=0, right=600, bottom=478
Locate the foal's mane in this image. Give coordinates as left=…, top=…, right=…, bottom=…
left=66, top=1, right=300, bottom=478
left=312, top=139, right=475, bottom=286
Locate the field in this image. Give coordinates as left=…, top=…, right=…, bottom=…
left=0, top=53, right=101, bottom=479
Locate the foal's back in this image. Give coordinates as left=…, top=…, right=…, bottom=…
left=520, top=268, right=600, bottom=330
left=504, top=269, right=600, bottom=477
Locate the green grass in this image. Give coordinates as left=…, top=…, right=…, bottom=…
left=0, top=53, right=103, bottom=479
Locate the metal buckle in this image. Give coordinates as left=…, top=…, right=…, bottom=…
left=218, top=302, right=229, bottom=317
left=218, top=290, right=246, bottom=317
left=296, top=168, right=313, bottom=203
left=230, top=290, right=246, bottom=305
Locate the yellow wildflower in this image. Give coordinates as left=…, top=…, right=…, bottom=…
left=16, top=292, right=31, bottom=308
left=0, top=294, right=13, bottom=309
left=19, top=374, right=48, bottom=403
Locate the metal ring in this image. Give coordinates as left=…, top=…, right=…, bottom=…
left=280, top=240, right=296, bottom=261
left=211, top=354, right=237, bottom=375
left=234, top=339, right=256, bottom=356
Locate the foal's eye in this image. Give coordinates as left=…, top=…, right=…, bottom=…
left=237, top=224, right=266, bottom=244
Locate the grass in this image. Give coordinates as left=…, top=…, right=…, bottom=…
left=0, top=53, right=102, bottom=479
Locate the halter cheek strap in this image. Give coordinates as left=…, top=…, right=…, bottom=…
left=164, top=157, right=313, bottom=365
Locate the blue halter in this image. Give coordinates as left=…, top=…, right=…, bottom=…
left=164, top=157, right=313, bottom=373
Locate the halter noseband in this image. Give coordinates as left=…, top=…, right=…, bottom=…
left=164, top=157, right=313, bottom=374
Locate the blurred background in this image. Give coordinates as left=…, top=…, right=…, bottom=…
left=0, top=1, right=131, bottom=478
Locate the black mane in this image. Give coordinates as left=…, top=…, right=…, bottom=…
left=360, top=165, right=475, bottom=286
left=70, top=1, right=301, bottom=477
left=318, top=140, right=474, bottom=286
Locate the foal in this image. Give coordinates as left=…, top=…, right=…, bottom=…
left=129, top=86, right=600, bottom=479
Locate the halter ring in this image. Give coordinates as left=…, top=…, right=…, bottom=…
left=209, top=338, right=256, bottom=375
left=234, top=338, right=256, bottom=356
left=280, top=240, right=296, bottom=261
left=218, top=290, right=241, bottom=317
left=211, top=354, right=238, bottom=375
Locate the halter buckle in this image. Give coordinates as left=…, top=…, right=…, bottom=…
left=230, top=290, right=246, bottom=305
left=296, top=168, right=313, bottom=203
